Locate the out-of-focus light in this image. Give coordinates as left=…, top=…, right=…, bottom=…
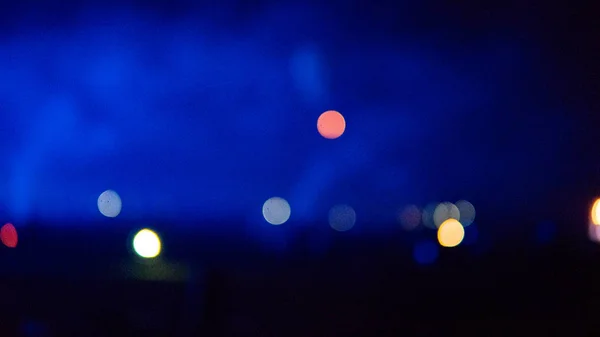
left=133, top=229, right=161, bottom=259
left=413, top=240, right=438, bottom=265
left=433, top=202, right=460, bottom=228
left=456, top=200, right=476, bottom=226
left=262, top=197, right=291, bottom=225
left=317, top=110, right=346, bottom=139
left=437, top=219, right=465, bottom=248
left=589, top=222, right=600, bottom=243
left=591, top=198, right=600, bottom=225
left=329, top=204, right=356, bottom=232
left=399, top=205, right=421, bottom=231
left=422, top=203, right=438, bottom=229
left=1, top=223, right=18, bottom=248
left=98, top=190, right=122, bottom=218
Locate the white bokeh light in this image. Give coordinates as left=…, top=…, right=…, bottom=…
left=329, top=204, right=356, bottom=232
left=262, top=197, right=291, bottom=225
left=433, top=202, right=460, bottom=228
left=133, top=229, right=161, bottom=259
left=456, top=200, right=476, bottom=226
left=97, top=190, right=122, bottom=218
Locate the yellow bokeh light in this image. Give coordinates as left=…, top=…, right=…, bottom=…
left=591, top=198, right=600, bottom=225
left=437, top=219, right=465, bottom=248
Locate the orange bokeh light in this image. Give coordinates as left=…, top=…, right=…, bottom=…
left=317, top=110, right=346, bottom=139
left=591, top=198, right=600, bottom=225
left=437, top=219, right=465, bottom=248
left=1, top=223, right=18, bottom=248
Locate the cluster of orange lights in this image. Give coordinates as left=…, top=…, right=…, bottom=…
left=399, top=201, right=475, bottom=248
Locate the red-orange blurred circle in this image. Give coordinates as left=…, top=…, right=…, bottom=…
left=317, top=110, right=346, bottom=139
left=1, top=223, right=18, bottom=248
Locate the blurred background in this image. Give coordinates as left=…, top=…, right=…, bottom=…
left=1, top=0, right=600, bottom=335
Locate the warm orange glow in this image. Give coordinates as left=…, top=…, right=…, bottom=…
left=591, top=198, right=600, bottom=225
left=317, top=110, right=346, bottom=139
left=1, top=223, right=18, bottom=248
left=437, top=219, right=465, bottom=248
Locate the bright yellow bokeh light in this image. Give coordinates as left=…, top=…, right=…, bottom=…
left=133, top=229, right=162, bottom=258
left=437, top=219, right=465, bottom=248
left=591, top=198, right=600, bottom=225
